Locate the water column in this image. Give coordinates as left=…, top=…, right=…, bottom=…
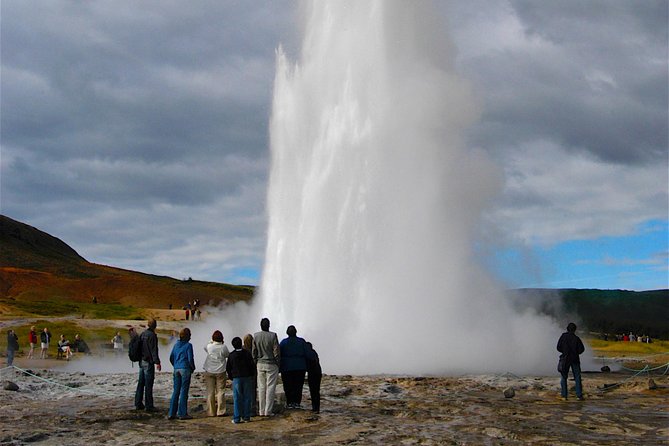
left=259, top=1, right=556, bottom=375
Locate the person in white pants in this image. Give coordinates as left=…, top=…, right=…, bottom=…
left=252, top=318, right=281, bottom=416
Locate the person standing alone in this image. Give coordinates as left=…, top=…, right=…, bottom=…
left=557, top=322, right=585, bottom=401
left=252, top=318, right=280, bottom=417
left=6, top=329, right=19, bottom=366
left=135, top=319, right=161, bottom=412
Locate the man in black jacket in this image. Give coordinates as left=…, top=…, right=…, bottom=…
left=557, top=322, right=585, bottom=401
left=135, top=319, right=162, bottom=412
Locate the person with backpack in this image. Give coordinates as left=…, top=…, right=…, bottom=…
left=557, top=322, right=586, bottom=401
left=134, top=319, right=161, bottom=412
left=168, top=327, right=195, bottom=420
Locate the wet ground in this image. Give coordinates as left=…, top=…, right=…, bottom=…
left=0, top=367, right=667, bottom=445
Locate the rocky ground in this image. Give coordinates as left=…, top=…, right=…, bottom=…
left=0, top=364, right=667, bottom=446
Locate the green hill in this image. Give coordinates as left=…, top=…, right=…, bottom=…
left=510, top=288, right=669, bottom=339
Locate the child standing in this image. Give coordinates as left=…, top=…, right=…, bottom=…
left=226, top=337, right=256, bottom=424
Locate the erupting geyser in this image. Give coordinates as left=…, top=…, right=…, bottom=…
left=257, top=1, right=558, bottom=375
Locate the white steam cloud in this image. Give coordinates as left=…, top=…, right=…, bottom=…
left=230, top=1, right=565, bottom=375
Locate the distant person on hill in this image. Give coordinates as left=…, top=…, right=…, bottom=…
left=28, top=326, right=38, bottom=359
left=279, top=325, right=309, bottom=409
left=40, top=327, right=51, bottom=359
left=226, top=336, right=256, bottom=424
left=112, top=332, right=124, bottom=355
left=168, top=327, right=196, bottom=420
left=135, top=319, right=161, bottom=412
left=305, top=342, right=322, bottom=413
left=203, top=330, right=230, bottom=417
left=6, top=329, right=19, bottom=366
left=252, top=318, right=280, bottom=417
left=557, top=322, right=585, bottom=401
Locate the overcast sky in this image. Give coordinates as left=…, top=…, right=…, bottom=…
left=1, top=1, right=667, bottom=290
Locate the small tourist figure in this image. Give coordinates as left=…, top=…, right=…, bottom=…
left=40, top=327, right=51, bottom=359
left=112, top=332, right=124, bottom=355
left=6, top=329, right=19, bottom=366
left=28, top=326, right=38, bottom=359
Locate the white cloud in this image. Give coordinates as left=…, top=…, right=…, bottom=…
left=490, top=141, right=668, bottom=245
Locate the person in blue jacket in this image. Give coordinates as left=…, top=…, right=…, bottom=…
left=168, top=327, right=196, bottom=420
left=279, top=325, right=309, bottom=409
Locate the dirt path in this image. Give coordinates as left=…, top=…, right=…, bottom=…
left=1, top=367, right=667, bottom=445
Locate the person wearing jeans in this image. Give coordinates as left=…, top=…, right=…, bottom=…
left=168, top=327, right=196, bottom=420
left=226, top=337, right=256, bottom=423
left=557, top=322, right=586, bottom=401
left=135, top=319, right=161, bottom=411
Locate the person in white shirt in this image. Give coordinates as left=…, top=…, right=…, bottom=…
left=203, top=330, right=230, bottom=416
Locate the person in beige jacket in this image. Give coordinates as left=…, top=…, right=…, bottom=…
left=203, top=330, right=230, bottom=416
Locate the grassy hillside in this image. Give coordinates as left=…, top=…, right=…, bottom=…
left=0, top=215, right=254, bottom=316
left=511, top=288, right=669, bottom=339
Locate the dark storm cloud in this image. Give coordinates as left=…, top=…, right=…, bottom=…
left=1, top=1, right=665, bottom=283
left=2, top=1, right=295, bottom=164
left=455, top=0, right=668, bottom=165
left=0, top=1, right=296, bottom=283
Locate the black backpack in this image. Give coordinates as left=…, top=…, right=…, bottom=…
left=128, top=335, right=142, bottom=363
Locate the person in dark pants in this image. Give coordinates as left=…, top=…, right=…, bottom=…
left=305, top=342, right=322, bottom=413
left=279, top=325, right=309, bottom=409
left=135, top=319, right=162, bottom=411
left=226, top=337, right=256, bottom=424
left=6, top=329, right=19, bottom=366
left=557, top=322, right=585, bottom=401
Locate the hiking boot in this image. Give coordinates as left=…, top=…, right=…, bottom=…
left=178, top=415, right=193, bottom=420
left=577, top=396, right=585, bottom=401
left=145, top=407, right=159, bottom=413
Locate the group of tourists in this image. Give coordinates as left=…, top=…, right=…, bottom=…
left=607, top=332, right=652, bottom=343
left=131, top=317, right=322, bottom=424
left=3, top=318, right=588, bottom=407
left=183, top=300, right=202, bottom=321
